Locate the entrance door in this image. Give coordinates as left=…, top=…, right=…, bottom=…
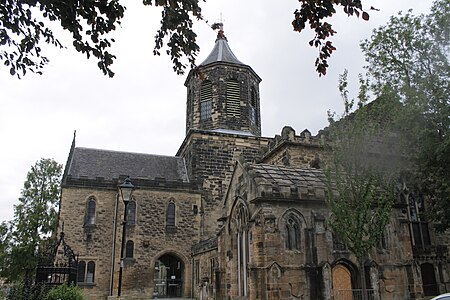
left=154, top=254, right=184, bottom=298
left=421, top=263, right=438, bottom=296
left=332, top=264, right=353, bottom=300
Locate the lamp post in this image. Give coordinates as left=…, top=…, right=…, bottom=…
left=117, top=176, right=134, bottom=298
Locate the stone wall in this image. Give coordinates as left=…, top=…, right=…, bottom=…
left=177, top=130, right=271, bottom=236
left=59, top=186, right=117, bottom=299
left=214, top=161, right=420, bottom=300
left=59, top=181, right=202, bottom=300
left=262, top=126, right=325, bottom=168
left=191, top=237, right=219, bottom=300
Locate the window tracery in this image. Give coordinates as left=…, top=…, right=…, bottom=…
left=230, top=201, right=249, bottom=297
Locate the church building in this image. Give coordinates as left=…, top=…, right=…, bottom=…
left=58, top=26, right=450, bottom=300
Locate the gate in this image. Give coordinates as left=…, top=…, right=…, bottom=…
left=335, top=289, right=375, bottom=300
left=35, top=231, right=78, bottom=286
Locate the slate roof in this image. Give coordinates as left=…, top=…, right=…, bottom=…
left=199, top=35, right=245, bottom=66
left=66, top=147, right=189, bottom=182
left=247, top=164, right=327, bottom=200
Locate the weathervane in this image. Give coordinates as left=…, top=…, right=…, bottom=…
left=211, top=13, right=226, bottom=40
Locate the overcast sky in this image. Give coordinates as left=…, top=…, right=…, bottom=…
left=0, top=0, right=434, bottom=222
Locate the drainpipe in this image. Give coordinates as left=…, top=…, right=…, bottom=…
left=191, top=256, right=194, bottom=299
left=109, top=193, right=120, bottom=296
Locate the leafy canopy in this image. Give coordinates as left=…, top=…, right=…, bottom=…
left=360, top=0, right=450, bottom=231
left=326, top=70, right=399, bottom=263
left=1, top=0, right=373, bottom=78
left=325, top=71, right=401, bottom=300
left=0, top=158, right=62, bottom=282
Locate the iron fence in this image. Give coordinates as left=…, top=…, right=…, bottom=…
left=335, top=289, right=375, bottom=300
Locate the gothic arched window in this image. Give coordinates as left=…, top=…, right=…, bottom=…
left=78, top=260, right=96, bottom=284
left=127, top=200, right=136, bottom=225
left=231, top=202, right=249, bottom=297
left=77, top=261, right=86, bottom=283
left=126, top=240, right=134, bottom=258
left=285, top=216, right=301, bottom=250
left=200, top=81, right=212, bottom=120
left=402, top=188, right=431, bottom=249
left=166, top=202, right=176, bottom=227
left=226, top=79, right=241, bottom=118
left=86, top=261, right=95, bottom=283
left=85, top=197, right=96, bottom=226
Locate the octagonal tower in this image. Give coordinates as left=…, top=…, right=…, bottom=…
left=184, top=25, right=262, bottom=136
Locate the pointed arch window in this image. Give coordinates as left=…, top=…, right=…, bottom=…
left=166, top=202, right=176, bottom=227
left=226, top=79, right=241, bottom=118
left=86, top=261, right=95, bottom=283
left=127, top=200, right=136, bottom=225
left=402, top=189, right=431, bottom=249
left=126, top=240, right=134, bottom=258
left=77, top=261, right=86, bottom=283
left=78, top=260, right=96, bottom=284
left=285, top=216, right=301, bottom=250
left=231, top=203, right=249, bottom=297
left=249, top=87, right=257, bottom=124
left=85, top=197, right=96, bottom=226
left=200, top=81, right=212, bottom=120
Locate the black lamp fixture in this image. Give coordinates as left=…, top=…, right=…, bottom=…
left=119, top=176, right=134, bottom=204
left=117, top=176, right=134, bottom=298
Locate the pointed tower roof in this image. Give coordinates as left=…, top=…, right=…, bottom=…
left=185, top=23, right=260, bottom=84
left=183, top=23, right=263, bottom=136
left=200, top=35, right=243, bottom=66
left=199, top=23, right=245, bottom=66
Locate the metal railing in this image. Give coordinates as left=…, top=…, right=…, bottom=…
left=335, top=289, right=375, bottom=300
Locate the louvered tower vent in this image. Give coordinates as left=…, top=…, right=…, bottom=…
left=184, top=26, right=262, bottom=136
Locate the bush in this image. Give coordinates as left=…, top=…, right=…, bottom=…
left=6, top=281, right=47, bottom=300
left=46, top=284, right=86, bottom=300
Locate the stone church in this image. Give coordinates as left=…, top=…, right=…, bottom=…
left=58, top=27, right=450, bottom=299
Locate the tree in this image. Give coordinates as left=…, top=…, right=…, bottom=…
left=360, top=0, right=450, bottom=231
left=292, top=0, right=373, bottom=76
left=1, top=0, right=373, bottom=78
left=0, top=158, right=62, bottom=283
left=0, top=221, right=11, bottom=278
left=1, top=0, right=201, bottom=78
left=325, top=71, right=399, bottom=300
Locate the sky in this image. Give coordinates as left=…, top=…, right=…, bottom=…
left=0, top=0, right=435, bottom=222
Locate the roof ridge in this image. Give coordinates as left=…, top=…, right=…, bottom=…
left=76, top=147, right=180, bottom=159
left=249, top=163, right=324, bottom=172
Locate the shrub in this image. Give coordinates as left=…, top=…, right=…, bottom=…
left=46, top=284, right=85, bottom=300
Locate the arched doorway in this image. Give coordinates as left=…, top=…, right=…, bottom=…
left=421, top=263, right=438, bottom=296
left=332, top=264, right=353, bottom=300
left=153, top=253, right=184, bottom=298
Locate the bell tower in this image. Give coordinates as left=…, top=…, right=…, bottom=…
left=184, top=24, right=262, bottom=136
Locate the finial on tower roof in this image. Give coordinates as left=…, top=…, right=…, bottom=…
left=211, top=22, right=226, bottom=41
